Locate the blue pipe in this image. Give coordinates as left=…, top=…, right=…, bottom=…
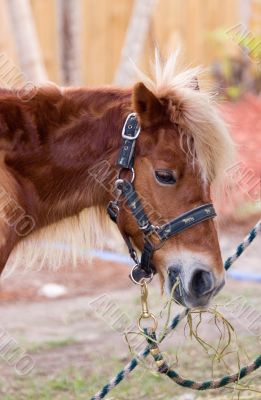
left=40, top=242, right=261, bottom=283
left=92, top=249, right=261, bottom=284
left=227, top=270, right=261, bottom=283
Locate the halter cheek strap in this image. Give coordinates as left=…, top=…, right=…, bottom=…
left=117, top=113, right=140, bottom=169
left=107, top=113, right=217, bottom=283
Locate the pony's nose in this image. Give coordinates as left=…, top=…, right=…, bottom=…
left=190, top=269, right=214, bottom=297
left=167, top=263, right=224, bottom=308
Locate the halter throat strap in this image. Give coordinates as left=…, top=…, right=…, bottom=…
left=107, top=113, right=217, bottom=283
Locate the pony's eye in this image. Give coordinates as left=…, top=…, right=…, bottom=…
left=155, top=170, right=176, bottom=185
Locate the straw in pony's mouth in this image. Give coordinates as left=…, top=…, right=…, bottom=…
left=124, top=281, right=246, bottom=386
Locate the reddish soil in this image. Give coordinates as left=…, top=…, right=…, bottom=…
left=0, top=259, right=131, bottom=302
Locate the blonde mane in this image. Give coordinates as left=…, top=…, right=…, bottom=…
left=134, top=50, right=235, bottom=183
left=4, top=207, right=124, bottom=277
left=4, top=51, right=234, bottom=276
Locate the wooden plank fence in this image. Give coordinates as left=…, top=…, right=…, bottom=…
left=0, top=0, right=260, bottom=86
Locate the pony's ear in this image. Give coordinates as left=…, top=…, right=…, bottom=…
left=132, top=82, right=164, bottom=127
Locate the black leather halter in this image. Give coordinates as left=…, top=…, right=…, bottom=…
left=107, top=113, right=216, bottom=283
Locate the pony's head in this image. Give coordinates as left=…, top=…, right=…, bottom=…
left=117, top=54, right=234, bottom=308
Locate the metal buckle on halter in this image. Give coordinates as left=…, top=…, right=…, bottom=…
left=122, top=113, right=141, bottom=140
left=139, top=221, right=150, bottom=232
left=114, top=178, right=124, bottom=192
left=144, top=225, right=165, bottom=250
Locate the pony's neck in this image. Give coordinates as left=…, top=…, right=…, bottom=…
left=6, top=86, right=132, bottom=226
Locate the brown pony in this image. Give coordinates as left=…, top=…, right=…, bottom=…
left=0, top=54, right=234, bottom=308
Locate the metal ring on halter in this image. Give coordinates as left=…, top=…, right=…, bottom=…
left=130, top=264, right=154, bottom=285
left=138, top=313, right=158, bottom=333
left=129, top=167, right=135, bottom=183
left=118, top=167, right=135, bottom=183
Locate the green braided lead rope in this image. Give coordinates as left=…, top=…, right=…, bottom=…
left=224, top=219, right=260, bottom=270
left=90, top=220, right=261, bottom=400
left=90, top=310, right=188, bottom=400
left=146, top=330, right=261, bottom=390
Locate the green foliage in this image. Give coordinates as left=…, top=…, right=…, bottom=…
left=232, top=32, right=261, bottom=62
left=208, top=26, right=261, bottom=100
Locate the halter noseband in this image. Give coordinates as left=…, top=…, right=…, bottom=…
left=107, top=113, right=216, bottom=283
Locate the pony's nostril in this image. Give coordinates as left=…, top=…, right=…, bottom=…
left=190, top=269, right=214, bottom=296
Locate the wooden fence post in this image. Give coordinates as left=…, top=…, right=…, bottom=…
left=56, top=0, right=81, bottom=85
left=6, top=0, right=48, bottom=83
left=114, top=0, right=157, bottom=86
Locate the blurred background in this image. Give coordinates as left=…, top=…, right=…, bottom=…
left=0, top=1, right=260, bottom=399
left=0, top=0, right=260, bottom=87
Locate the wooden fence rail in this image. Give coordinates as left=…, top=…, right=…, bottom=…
left=0, top=0, right=260, bottom=86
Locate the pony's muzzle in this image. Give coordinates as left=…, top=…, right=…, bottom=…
left=167, top=263, right=224, bottom=308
